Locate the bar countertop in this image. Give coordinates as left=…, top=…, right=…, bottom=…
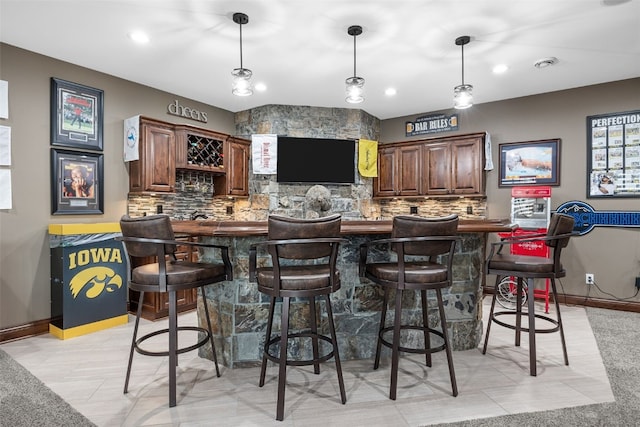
left=171, top=218, right=517, bottom=237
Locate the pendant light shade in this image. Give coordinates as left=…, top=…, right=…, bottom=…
left=345, top=25, right=364, bottom=104
left=232, top=12, right=253, bottom=97
left=453, top=35, right=473, bottom=109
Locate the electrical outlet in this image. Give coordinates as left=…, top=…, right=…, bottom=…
left=586, top=273, right=594, bottom=285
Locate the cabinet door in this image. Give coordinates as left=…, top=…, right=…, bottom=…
left=374, top=146, right=397, bottom=197
left=226, top=138, right=249, bottom=196
left=144, top=124, right=175, bottom=192
left=398, top=145, right=421, bottom=195
left=451, top=138, right=482, bottom=194
left=213, top=137, right=250, bottom=197
left=129, top=120, right=175, bottom=193
left=423, top=143, right=451, bottom=195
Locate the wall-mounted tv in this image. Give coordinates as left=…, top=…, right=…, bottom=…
left=276, top=136, right=356, bottom=184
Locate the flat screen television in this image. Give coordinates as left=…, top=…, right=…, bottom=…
left=276, top=136, right=355, bottom=184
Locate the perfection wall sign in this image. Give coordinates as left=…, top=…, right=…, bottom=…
left=555, top=200, right=640, bottom=235
left=587, top=109, right=640, bottom=198
left=167, top=99, right=208, bottom=123
left=405, top=113, right=459, bottom=137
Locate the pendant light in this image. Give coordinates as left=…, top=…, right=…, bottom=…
left=345, top=25, right=365, bottom=104
left=232, top=12, right=253, bottom=97
left=453, top=35, right=473, bottom=109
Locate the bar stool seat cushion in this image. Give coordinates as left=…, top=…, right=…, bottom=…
left=132, top=261, right=228, bottom=286
left=365, top=261, right=449, bottom=285
left=488, top=254, right=560, bottom=275
left=256, top=265, right=339, bottom=291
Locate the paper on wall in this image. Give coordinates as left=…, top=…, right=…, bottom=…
left=0, top=169, right=12, bottom=209
left=252, top=134, right=277, bottom=174
left=0, top=125, right=10, bottom=166
left=123, top=115, right=140, bottom=162
left=0, top=80, right=7, bottom=119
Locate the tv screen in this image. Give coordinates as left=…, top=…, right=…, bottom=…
left=276, top=137, right=355, bottom=184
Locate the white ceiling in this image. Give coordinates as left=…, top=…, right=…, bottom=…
left=1, top=0, right=639, bottom=120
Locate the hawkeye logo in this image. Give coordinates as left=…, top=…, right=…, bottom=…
left=68, top=248, right=124, bottom=299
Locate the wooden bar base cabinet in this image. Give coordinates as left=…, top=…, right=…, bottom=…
left=127, top=236, right=198, bottom=320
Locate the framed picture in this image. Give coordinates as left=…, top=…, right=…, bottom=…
left=498, top=139, right=561, bottom=187
left=51, top=148, right=103, bottom=215
left=587, top=110, right=640, bottom=198
left=50, top=78, right=103, bottom=150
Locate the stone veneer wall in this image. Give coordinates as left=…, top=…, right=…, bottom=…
left=233, top=104, right=381, bottom=220
left=199, top=231, right=485, bottom=368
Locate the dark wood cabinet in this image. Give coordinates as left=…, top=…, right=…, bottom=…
left=128, top=117, right=176, bottom=193
left=374, top=132, right=485, bottom=198
left=398, top=145, right=421, bottom=195
left=450, top=137, right=482, bottom=194
left=214, top=137, right=250, bottom=197
left=128, top=236, right=198, bottom=320
left=175, top=125, right=227, bottom=174
left=423, top=142, right=451, bottom=195
left=374, top=146, right=397, bottom=197
left=127, top=117, right=249, bottom=197
left=373, top=145, right=421, bottom=197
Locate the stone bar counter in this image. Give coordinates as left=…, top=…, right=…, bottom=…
left=172, top=219, right=515, bottom=368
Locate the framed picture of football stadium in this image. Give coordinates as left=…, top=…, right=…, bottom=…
left=50, top=77, right=104, bottom=151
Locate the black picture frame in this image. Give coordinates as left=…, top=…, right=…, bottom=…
left=51, top=148, right=104, bottom=215
left=498, top=139, right=561, bottom=187
left=50, top=77, right=104, bottom=151
left=586, top=110, right=640, bottom=198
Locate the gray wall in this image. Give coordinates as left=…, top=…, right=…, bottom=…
left=381, top=78, right=640, bottom=302
left=0, top=44, right=235, bottom=329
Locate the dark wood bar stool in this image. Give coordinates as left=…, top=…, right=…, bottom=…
left=118, top=214, right=232, bottom=407
left=249, top=214, right=347, bottom=421
left=482, top=213, right=575, bottom=376
left=359, top=214, right=459, bottom=400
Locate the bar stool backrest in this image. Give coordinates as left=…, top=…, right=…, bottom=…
left=267, top=214, right=341, bottom=259
left=120, top=214, right=177, bottom=258
left=545, top=213, right=575, bottom=249
left=391, top=214, right=459, bottom=256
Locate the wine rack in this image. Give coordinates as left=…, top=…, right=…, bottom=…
left=186, top=134, right=224, bottom=168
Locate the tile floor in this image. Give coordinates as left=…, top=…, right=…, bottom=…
left=0, top=297, right=614, bottom=426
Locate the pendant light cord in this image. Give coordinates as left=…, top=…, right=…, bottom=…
left=353, top=34, right=357, bottom=77
left=461, top=43, right=465, bottom=85
left=239, top=23, right=244, bottom=69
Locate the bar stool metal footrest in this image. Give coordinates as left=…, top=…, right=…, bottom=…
left=379, top=325, right=446, bottom=354
left=264, top=331, right=336, bottom=366
left=134, top=326, right=211, bottom=357
left=491, top=311, right=560, bottom=335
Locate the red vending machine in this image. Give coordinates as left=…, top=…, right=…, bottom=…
left=497, top=186, right=552, bottom=312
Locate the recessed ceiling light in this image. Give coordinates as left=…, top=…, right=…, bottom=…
left=254, top=82, right=267, bottom=92
left=385, top=88, right=397, bottom=96
left=128, top=31, right=149, bottom=44
left=534, top=57, right=558, bottom=69
left=492, top=64, right=509, bottom=74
